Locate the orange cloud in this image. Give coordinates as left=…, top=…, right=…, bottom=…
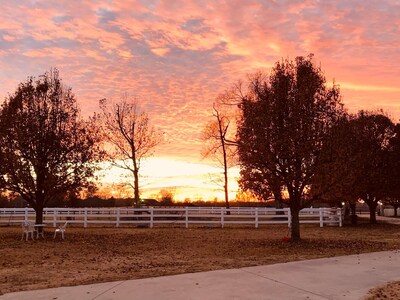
left=340, top=83, right=400, bottom=93
left=0, top=0, right=399, bottom=199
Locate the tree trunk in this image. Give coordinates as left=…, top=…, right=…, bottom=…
left=368, top=202, right=378, bottom=224
left=223, top=162, right=230, bottom=213
left=35, top=206, right=44, bottom=233
left=222, top=151, right=230, bottom=215
left=133, top=169, right=140, bottom=207
left=131, top=144, right=141, bottom=207
left=290, top=207, right=301, bottom=242
left=273, top=186, right=284, bottom=215
left=35, top=174, right=45, bottom=232
left=218, top=110, right=230, bottom=215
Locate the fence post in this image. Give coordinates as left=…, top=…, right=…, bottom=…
left=338, top=208, right=342, bottom=227
left=185, top=207, right=189, bottom=228
left=287, top=208, right=291, bottom=228
left=255, top=208, right=259, bottom=229
left=24, top=207, right=28, bottom=222
left=53, top=209, right=57, bottom=227
left=84, top=208, right=88, bottom=228
left=116, top=208, right=120, bottom=228
left=221, top=207, right=225, bottom=228
left=150, top=207, right=154, bottom=228
left=319, top=208, right=324, bottom=227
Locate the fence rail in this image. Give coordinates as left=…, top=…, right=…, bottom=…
left=0, top=207, right=343, bottom=228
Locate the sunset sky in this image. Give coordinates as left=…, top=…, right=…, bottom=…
left=0, top=0, right=399, bottom=201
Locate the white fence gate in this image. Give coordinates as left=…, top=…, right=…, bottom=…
left=0, top=207, right=343, bottom=228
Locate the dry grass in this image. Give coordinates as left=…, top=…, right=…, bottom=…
left=1, top=219, right=400, bottom=295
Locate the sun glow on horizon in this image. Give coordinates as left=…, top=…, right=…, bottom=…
left=96, top=157, right=239, bottom=201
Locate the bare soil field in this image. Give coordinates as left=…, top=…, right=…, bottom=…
left=1, top=219, right=400, bottom=295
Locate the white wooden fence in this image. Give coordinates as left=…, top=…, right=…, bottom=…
left=0, top=207, right=342, bottom=228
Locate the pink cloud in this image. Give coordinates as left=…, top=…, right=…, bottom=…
left=0, top=0, right=399, bottom=197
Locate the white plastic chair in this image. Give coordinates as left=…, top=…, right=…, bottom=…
left=21, top=222, right=35, bottom=241
left=53, top=222, right=68, bottom=239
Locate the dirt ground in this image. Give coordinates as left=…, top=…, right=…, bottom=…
left=364, top=281, right=400, bottom=299
left=1, top=220, right=400, bottom=296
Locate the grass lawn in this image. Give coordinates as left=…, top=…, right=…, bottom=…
left=1, top=218, right=399, bottom=294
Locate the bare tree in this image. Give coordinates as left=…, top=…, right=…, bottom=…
left=202, top=103, right=237, bottom=210
left=96, top=97, right=162, bottom=205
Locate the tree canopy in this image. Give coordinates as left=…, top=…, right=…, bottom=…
left=237, top=55, right=344, bottom=241
left=0, top=69, right=101, bottom=224
left=340, top=112, right=395, bottom=223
